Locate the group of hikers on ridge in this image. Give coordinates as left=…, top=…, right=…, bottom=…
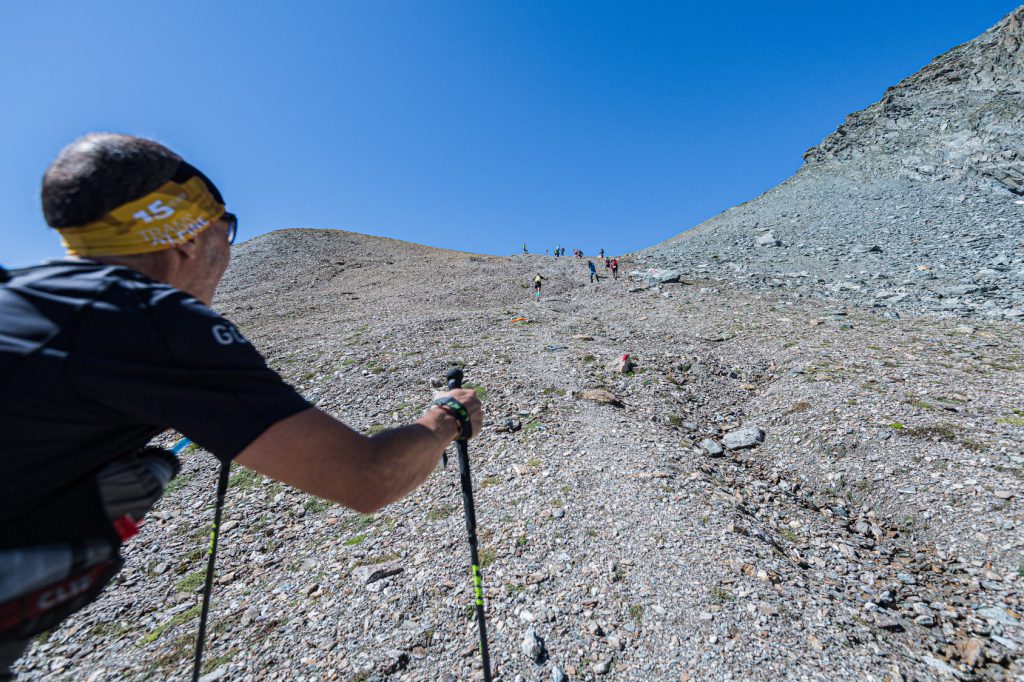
left=522, top=244, right=614, bottom=265
left=531, top=252, right=620, bottom=300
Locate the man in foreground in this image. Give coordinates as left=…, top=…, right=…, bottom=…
left=0, top=133, right=483, bottom=677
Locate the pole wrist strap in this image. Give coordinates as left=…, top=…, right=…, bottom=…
left=432, top=397, right=472, bottom=440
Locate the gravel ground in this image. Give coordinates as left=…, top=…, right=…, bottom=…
left=13, top=229, right=1023, bottom=681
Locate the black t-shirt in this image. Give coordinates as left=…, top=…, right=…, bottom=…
left=0, top=260, right=310, bottom=528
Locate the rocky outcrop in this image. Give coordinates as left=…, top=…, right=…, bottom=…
left=639, top=6, right=1024, bottom=321
left=804, top=7, right=1024, bottom=194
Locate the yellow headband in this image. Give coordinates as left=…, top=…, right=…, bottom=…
left=57, top=176, right=226, bottom=257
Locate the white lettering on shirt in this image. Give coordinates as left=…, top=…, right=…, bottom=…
left=212, top=324, right=250, bottom=346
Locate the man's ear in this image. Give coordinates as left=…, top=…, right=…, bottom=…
left=174, top=239, right=200, bottom=260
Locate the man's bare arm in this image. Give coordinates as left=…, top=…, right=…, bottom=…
left=234, top=389, right=481, bottom=513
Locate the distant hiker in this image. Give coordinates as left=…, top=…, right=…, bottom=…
left=560, top=247, right=566, bottom=257
left=0, top=133, right=485, bottom=678
left=533, top=273, right=548, bottom=300
left=599, top=248, right=605, bottom=258
left=588, top=259, right=599, bottom=283
left=611, top=258, right=619, bottom=278
left=604, top=256, right=611, bottom=270
left=523, top=243, right=528, bottom=254
left=554, top=245, right=560, bottom=258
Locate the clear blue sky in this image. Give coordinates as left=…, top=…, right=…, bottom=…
left=1, top=1, right=1019, bottom=266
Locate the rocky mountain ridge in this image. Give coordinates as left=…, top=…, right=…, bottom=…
left=638, top=6, right=1024, bottom=322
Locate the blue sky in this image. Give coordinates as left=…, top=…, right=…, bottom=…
left=1, top=1, right=1019, bottom=266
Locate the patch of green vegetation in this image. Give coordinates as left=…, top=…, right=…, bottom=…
left=344, top=533, right=368, bottom=546
left=163, top=473, right=190, bottom=496
left=551, top=498, right=564, bottom=508
left=140, top=604, right=202, bottom=645
left=480, top=547, right=497, bottom=568
left=581, top=353, right=596, bottom=363
left=522, top=421, right=544, bottom=435
left=984, top=360, right=1022, bottom=372
left=88, top=619, right=130, bottom=639
left=144, top=632, right=195, bottom=671
left=180, top=544, right=206, bottom=567
left=228, top=465, right=262, bottom=490
left=543, top=387, right=567, bottom=396
left=174, top=569, right=206, bottom=594
left=465, top=383, right=488, bottom=400
left=515, top=534, right=529, bottom=548
left=667, top=414, right=683, bottom=427
left=264, top=481, right=283, bottom=502
left=629, top=604, right=644, bottom=626
left=902, top=423, right=983, bottom=450
left=504, top=582, right=525, bottom=596
left=710, top=586, right=735, bottom=603
left=366, top=423, right=387, bottom=435
left=426, top=505, right=457, bottom=522
left=995, top=413, right=1024, bottom=427
left=527, top=458, right=542, bottom=468
left=202, top=651, right=236, bottom=674
left=341, top=513, right=376, bottom=533
left=303, top=496, right=332, bottom=513
left=889, top=422, right=905, bottom=430
left=481, top=475, right=501, bottom=488
left=778, top=527, right=801, bottom=544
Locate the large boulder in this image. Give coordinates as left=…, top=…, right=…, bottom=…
left=722, top=426, right=765, bottom=450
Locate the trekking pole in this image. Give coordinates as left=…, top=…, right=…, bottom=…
left=191, top=459, right=230, bottom=682
left=445, top=367, right=493, bottom=682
